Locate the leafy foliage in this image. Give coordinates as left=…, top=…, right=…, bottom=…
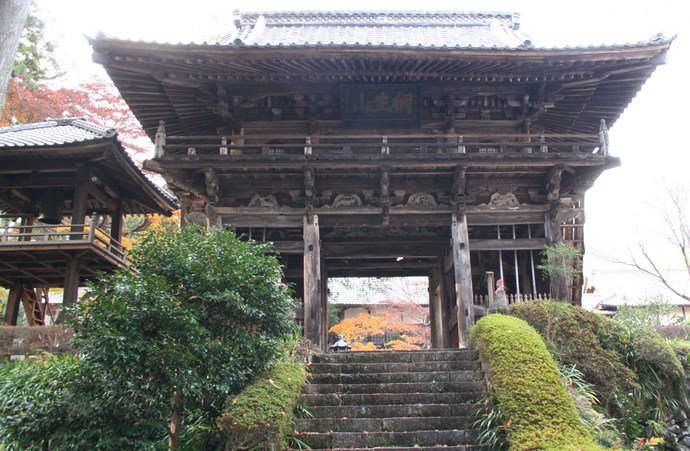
left=218, top=362, right=307, bottom=450
left=1, top=77, right=150, bottom=154
left=559, top=365, right=623, bottom=447
left=11, top=9, right=62, bottom=88
left=510, top=300, right=688, bottom=446
left=0, top=226, right=298, bottom=449
left=329, top=309, right=426, bottom=350
left=538, top=243, right=582, bottom=301
left=510, top=300, right=637, bottom=399
left=0, top=354, right=80, bottom=448
left=470, top=314, right=603, bottom=450
left=614, top=295, right=683, bottom=328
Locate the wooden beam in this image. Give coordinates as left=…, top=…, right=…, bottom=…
left=303, top=215, right=323, bottom=350
left=451, top=213, right=474, bottom=348
left=3, top=284, right=22, bottom=325
left=323, top=243, right=442, bottom=259
left=470, top=238, right=547, bottom=251
left=70, top=167, right=90, bottom=238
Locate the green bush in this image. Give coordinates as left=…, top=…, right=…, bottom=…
left=510, top=300, right=637, bottom=399
left=0, top=354, right=80, bottom=449
left=510, top=300, right=690, bottom=445
left=218, top=361, right=307, bottom=450
left=0, top=227, right=299, bottom=449
left=470, top=314, right=603, bottom=450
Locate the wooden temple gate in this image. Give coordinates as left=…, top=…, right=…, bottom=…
left=149, top=126, right=610, bottom=349
left=88, top=10, right=671, bottom=349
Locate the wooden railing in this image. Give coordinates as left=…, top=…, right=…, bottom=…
left=473, top=292, right=552, bottom=307
left=0, top=218, right=127, bottom=265
left=0, top=326, right=74, bottom=356
left=153, top=120, right=611, bottom=158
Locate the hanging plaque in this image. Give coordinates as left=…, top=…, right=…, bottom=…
left=342, top=84, right=420, bottom=127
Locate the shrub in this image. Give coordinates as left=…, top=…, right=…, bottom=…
left=218, top=361, right=307, bottom=450
left=470, top=314, right=603, bottom=450
left=510, top=300, right=637, bottom=399
left=0, top=354, right=80, bottom=448
left=1, top=227, right=298, bottom=449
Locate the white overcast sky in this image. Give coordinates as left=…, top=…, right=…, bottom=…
left=35, top=0, right=689, bottom=298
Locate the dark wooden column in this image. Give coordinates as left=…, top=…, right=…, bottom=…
left=451, top=212, right=474, bottom=348
left=3, top=283, right=22, bottom=325
left=110, top=200, right=124, bottom=244
left=320, top=262, right=329, bottom=347
left=60, top=167, right=91, bottom=320
left=428, top=268, right=444, bottom=349
left=303, top=214, right=323, bottom=350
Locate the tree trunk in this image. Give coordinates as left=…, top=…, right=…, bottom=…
left=0, top=0, right=31, bottom=113
left=168, top=387, right=183, bottom=451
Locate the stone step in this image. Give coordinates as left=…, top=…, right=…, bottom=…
left=309, top=369, right=481, bottom=385
left=309, top=359, right=480, bottom=374
left=310, top=403, right=476, bottom=419
left=308, top=447, right=487, bottom=451
left=301, top=391, right=482, bottom=406
left=295, top=415, right=473, bottom=433
left=312, top=350, right=477, bottom=364
left=295, top=429, right=480, bottom=449
left=302, top=380, right=485, bottom=395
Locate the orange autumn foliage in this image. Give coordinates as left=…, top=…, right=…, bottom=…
left=1, top=77, right=149, bottom=155
left=329, top=308, right=428, bottom=351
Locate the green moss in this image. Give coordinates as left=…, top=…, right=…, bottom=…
left=471, top=314, right=604, bottom=451
left=510, top=301, right=637, bottom=399
left=218, top=361, right=307, bottom=450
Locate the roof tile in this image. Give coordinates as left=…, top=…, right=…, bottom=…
left=222, top=10, right=531, bottom=49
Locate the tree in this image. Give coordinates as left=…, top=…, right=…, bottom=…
left=329, top=301, right=429, bottom=351
left=620, top=186, right=690, bottom=302
left=1, top=76, right=150, bottom=154
left=538, top=242, right=582, bottom=302
left=11, top=8, right=62, bottom=88
left=0, top=0, right=31, bottom=112
left=0, top=227, right=298, bottom=449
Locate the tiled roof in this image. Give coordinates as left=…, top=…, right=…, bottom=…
left=0, top=118, right=178, bottom=209
left=0, top=118, right=116, bottom=147
left=222, top=10, right=531, bottom=49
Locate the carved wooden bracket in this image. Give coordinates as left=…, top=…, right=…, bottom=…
left=381, top=167, right=390, bottom=225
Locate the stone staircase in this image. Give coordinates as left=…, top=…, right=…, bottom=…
left=293, top=349, right=486, bottom=450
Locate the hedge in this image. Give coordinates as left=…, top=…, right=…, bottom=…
left=218, top=361, right=307, bottom=450
left=470, top=314, right=604, bottom=450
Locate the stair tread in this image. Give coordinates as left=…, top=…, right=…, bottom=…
left=301, top=391, right=482, bottom=405
left=298, top=350, right=485, bottom=449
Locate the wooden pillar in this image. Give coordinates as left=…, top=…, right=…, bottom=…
left=3, top=283, right=22, bottom=325
left=303, top=215, right=323, bottom=350
left=70, top=167, right=90, bottom=238
left=428, top=269, right=444, bottom=349
left=321, top=263, right=329, bottom=347
left=439, top=256, right=454, bottom=348
left=451, top=213, right=474, bottom=348
left=110, top=200, right=124, bottom=244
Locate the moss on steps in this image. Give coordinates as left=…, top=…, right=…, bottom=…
left=470, top=314, right=605, bottom=450
left=218, top=361, right=306, bottom=450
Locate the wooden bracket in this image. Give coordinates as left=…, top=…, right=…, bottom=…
left=204, top=168, right=220, bottom=203
left=381, top=167, right=390, bottom=225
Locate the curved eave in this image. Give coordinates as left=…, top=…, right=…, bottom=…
left=89, top=36, right=672, bottom=138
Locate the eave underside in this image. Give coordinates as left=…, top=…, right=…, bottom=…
left=90, top=42, right=670, bottom=140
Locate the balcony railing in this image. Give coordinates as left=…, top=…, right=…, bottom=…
left=153, top=120, right=611, bottom=158
left=0, top=218, right=127, bottom=265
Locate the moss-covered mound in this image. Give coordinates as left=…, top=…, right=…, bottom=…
left=218, top=361, right=307, bottom=450
left=510, top=300, right=637, bottom=398
left=471, top=314, right=604, bottom=450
